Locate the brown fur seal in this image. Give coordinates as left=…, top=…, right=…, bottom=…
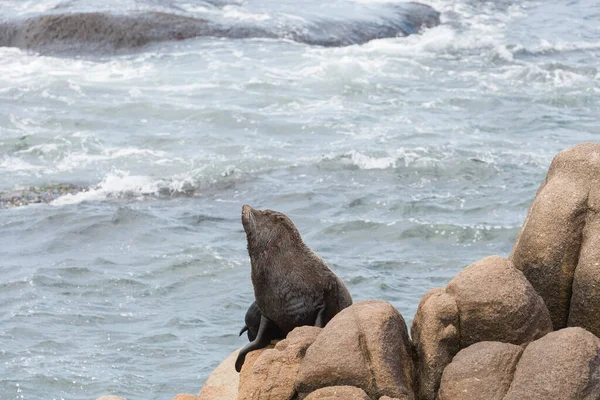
left=235, top=205, right=353, bottom=372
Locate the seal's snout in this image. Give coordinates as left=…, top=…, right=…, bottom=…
left=241, top=205, right=254, bottom=225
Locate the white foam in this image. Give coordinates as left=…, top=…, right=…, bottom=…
left=222, top=6, right=272, bottom=22
left=51, top=172, right=159, bottom=205
left=0, top=156, right=45, bottom=172
left=346, top=150, right=396, bottom=169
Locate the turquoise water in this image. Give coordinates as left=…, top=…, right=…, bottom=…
left=0, top=0, right=599, bottom=398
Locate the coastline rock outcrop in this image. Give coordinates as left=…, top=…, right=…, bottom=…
left=235, top=300, right=415, bottom=400
left=197, top=143, right=600, bottom=400
left=510, top=142, right=600, bottom=337
left=237, top=327, right=321, bottom=400
left=438, top=327, right=600, bottom=400
left=295, top=300, right=415, bottom=400
left=411, top=255, right=552, bottom=400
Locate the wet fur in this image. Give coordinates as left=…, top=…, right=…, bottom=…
left=235, top=205, right=352, bottom=372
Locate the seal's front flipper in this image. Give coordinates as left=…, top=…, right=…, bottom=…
left=314, top=304, right=327, bottom=328
left=235, top=315, right=276, bottom=372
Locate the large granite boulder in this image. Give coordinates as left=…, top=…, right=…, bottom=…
left=504, top=327, right=600, bottom=399
left=295, top=300, right=415, bottom=400
left=411, top=255, right=552, bottom=400
left=304, top=386, right=371, bottom=400
left=438, top=342, right=523, bottom=400
left=237, top=326, right=321, bottom=400
left=197, top=350, right=239, bottom=400
left=510, top=142, right=600, bottom=336
left=438, top=328, right=600, bottom=400
left=410, top=288, right=459, bottom=400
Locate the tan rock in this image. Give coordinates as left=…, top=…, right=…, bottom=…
left=197, top=350, right=239, bottom=400
left=504, top=327, right=600, bottom=399
left=379, top=397, right=409, bottom=400
left=437, top=341, right=523, bottom=400
left=446, top=255, right=552, bottom=348
left=410, top=288, right=459, bottom=400
left=237, top=344, right=273, bottom=397
left=410, top=256, right=551, bottom=400
left=304, top=386, right=370, bottom=400
left=296, top=300, right=415, bottom=400
left=172, top=395, right=197, bottom=400
left=510, top=142, right=600, bottom=334
left=237, top=326, right=321, bottom=400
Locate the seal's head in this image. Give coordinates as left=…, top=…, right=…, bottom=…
left=241, top=205, right=302, bottom=251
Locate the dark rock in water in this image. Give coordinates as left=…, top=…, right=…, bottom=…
left=0, top=184, right=86, bottom=208
left=0, top=12, right=231, bottom=54
left=0, top=4, right=440, bottom=54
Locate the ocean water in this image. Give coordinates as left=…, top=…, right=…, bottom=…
left=0, top=0, right=599, bottom=398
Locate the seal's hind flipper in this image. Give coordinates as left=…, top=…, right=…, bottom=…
left=235, top=315, right=276, bottom=372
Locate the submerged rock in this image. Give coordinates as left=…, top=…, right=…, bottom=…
left=0, top=183, right=86, bottom=208
left=0, top=4, right=440, bottom=55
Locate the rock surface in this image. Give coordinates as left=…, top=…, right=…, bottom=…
left=437, top=342, right=523, bottom=400
left=296, top=300, right=415, bottom=400
left=237, top=327, right=321, bottom=400
left=436, top=328, right=600, bottom=400
left=510, top=142, right=600, bottom=336
left=197, top=350, right=239, bottom=400
left=504, top=327, right=600, bottom=400
left=446, top=256, right=552, bottom=348
left=411, top=255, right=551, bottom=400
left=410, top=288, right=459, bottom=400
left=304, top=386, right=371, bottom=400
left=172, top=395, right=197, bottom=400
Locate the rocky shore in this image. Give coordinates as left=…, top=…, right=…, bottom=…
left=98, top=142, right=600, bottom=399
